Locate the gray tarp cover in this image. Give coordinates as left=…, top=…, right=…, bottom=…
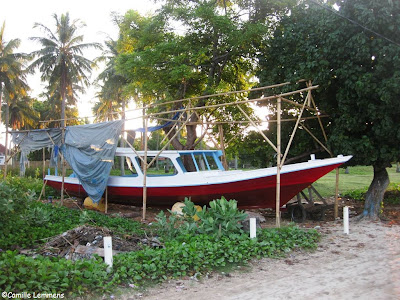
left=62, top=120, right=124, bottom=203
left=12, top=128, right=62, bottom=175
left=12, top=120, right=124, bottom=203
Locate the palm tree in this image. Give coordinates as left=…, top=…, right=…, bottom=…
left=29, top=13, right=101, bottom=127
left=0, top=21, right=29, bottom=131
left=92, top=93, right=122, bottom=122
left=2, top=93, right=39, bottom=130
left=95, top=39, right=129, bottom=120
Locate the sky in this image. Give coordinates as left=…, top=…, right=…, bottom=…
left=0, top=0, right=159, bottom=144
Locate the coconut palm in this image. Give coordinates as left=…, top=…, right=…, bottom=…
left=29, top=13, right=101, bottom=127
left=92, top=93, right=122, bottom=122
left=3, top=93, right=39, bottom=130
left=95, top=39, right=129, bottom=120
left=0, top=21, right=29, bottom=130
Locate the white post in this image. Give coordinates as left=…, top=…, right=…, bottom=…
left=250, top=218, right=257, bottom=239
left=343, top=206, right=349, bottom=235
left=103, top=236, right=113, bottom=271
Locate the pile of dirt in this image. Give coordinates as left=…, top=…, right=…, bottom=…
left=37, top=225, right=162, bottom=260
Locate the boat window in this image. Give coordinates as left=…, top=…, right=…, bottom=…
left=204, top=154, right=221, bottom=170
left=125, top=157, right=138, bottom=175
left=136, top=156, right=178, bottom=176
left=179, top=153, right=221, bottom=172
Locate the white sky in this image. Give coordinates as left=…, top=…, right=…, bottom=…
left=0, top=0, right=158, bottom=144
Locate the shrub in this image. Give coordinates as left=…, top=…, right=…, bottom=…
left=155, top=197, right=247, bottom=239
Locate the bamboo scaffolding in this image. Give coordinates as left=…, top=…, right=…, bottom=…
left=300, top=124, right=333, bottom=157
left=218, top=125, right=228, bottom=170
left=38, top=82, right=295, bottom=125
left=280, top=90, right=310, bottom=166
left=276, top=97, right=282, bottom=228
left=142, top=117, right=149, bottom=220
left=237, top=106, right=278, bottom=152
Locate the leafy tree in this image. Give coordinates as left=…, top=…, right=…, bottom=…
left=258, top=0, right=400, bottom=219
left=115, top=1, right=291, bottom=165
left=29, top=13, right=101, bottom=127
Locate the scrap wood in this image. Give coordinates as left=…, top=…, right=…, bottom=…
left=74, top=245, right=124, bottom=257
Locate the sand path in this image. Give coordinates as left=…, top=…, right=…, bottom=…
left=129, top=221, right=400, bottom=300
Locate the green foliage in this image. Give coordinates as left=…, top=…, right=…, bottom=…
left=0, top=251, right=110, bottom=296
left=344, top=189, right=367, bottom=201
left=197, top=197, right=247, bottom=235
left=155, top=197, right=247, bottom=239
left=0, top=226, right=319, bottom=295
left=5, top=175, right=59, bottom=197
left=0, top=189, right=144, bottom=249
left=258, top=0, right=400, bottom=169
left=112, top=226, right=319, bottom=285
left=0, top=186, right=319, bottom=296
left=0, top=180, right=36, bottom=224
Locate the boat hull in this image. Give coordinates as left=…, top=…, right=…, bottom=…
left=46, top=162, right=343, bottom=209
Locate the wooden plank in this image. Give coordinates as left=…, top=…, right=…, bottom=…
left=74, top=245, right=123, bottom=257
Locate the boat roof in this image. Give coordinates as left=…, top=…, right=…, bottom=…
left=115, top=147, right=223, bottom=157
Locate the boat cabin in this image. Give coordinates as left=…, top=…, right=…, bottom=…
left=114, top=148, right=225, bottom=177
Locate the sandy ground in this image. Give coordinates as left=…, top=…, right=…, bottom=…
left=119, top=220, right=400, bottom=300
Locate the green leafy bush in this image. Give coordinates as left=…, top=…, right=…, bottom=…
left=0, top=200, right=144, bottom=250
left=155, top=197, right=247, bottom=239
left=112, top=226, right=319, bottom=285
left=344, top=189, right=366, bottom=201
left=0, top=251, right=110, bottom=296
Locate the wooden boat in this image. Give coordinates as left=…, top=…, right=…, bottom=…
left=45, top=148, right=352, bottom=209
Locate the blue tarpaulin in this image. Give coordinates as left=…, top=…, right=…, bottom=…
left=61, top=120, right=124, bottom=203
left=12, top=120, right=124, bottom=203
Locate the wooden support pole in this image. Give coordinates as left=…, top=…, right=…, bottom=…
left=142, top=116, right=149, bottom=221
left=281, top=95, right=309, bottom=166
left=147, top=113, right=193, bottom=169
left=218, top=125, right=228, bottom=170
left=38, top=180, right=48, bottom=202
left=61, top=127, right=66, bottom=205
left=105, top=186, right=108, bottom=215
left=276, top=97, right=282, bottom=228
left=334, top=168, right=340, bottom=219
left=301, top=124, right=333, bottom=157
left=42, top=147, right=46, bottom=198
left=237, top=106, right=277, bottom=152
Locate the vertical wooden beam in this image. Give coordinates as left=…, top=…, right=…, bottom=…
left=276, top=97, right=282, bottom=228
left=218, top=124, right=228, bottom=170
left=334, top=168, right=340, bottom=219
left=61, top=127, right=66, bottom=205
left=142, top=116, right=148, bottom=221
left=105, top=186, right=108, bottom=215
left=42, top=147, right=46, bottom=198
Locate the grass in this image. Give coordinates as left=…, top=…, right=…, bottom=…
left=313, top=165, right=400, bottom=197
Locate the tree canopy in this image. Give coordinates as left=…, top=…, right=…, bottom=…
left=258, top=0, right=400, bottom=218
left=114, top=0, right=294, bottom=155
